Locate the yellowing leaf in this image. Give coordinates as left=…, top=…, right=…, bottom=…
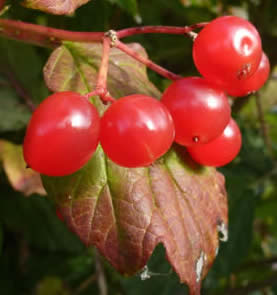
left=0, top=140, right=46, bottom=196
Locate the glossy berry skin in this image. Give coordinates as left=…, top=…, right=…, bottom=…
left=187, top=119, right=242, bottom=167
left=161, top=77, right=231, bottom=146
left=100, top=94, right=175, bottom=167
left=225, top=52, right=270, bottom=97
left=23, top=91, right=100, bottom=176
left=193, top=16, right=262, bottom=87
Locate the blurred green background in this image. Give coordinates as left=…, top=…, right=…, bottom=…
left=1, top=0, right=277, bottom=294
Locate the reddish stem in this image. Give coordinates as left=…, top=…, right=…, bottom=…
left=117, top=23, right=207, bottom=39
left=0, top=19, right=206, bottom=48
left=96, top=37, right=111, bottom=92
left=115, top=40, right=182, bottom=81
left=0, top=18, right=205, bottom=89
left=0, top=19, right=104, bottom=48
left=85, top=37, right=116, bottom=103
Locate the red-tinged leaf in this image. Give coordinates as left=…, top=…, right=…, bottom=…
left=43, top=42, right=161, bottom=104
left=0, top=140, right=46, bottom=196
left=21, top=0, right=90, bottom=15
left=42, top=41, right=228, bottom=294
left=42, top=147, right=227, bottom=294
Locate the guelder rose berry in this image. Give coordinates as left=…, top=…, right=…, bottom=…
left=187, top=119, right=242, bottom=167
left=225, top=52, right=270, bottom=97
left=23, top=91, right=100, bottom=176
left=161, top=77, right=231, bottom=146
left=100, top=94, right=175, bottom=167
left=193, top=16, right=262, bottom=88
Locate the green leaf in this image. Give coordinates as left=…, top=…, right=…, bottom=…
left=22, top=0, right=91, bottom=15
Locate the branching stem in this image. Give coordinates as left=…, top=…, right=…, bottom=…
left=0, top=19, right=205, bottom=47
left=2, top=65, right=36, bottom=112
left=0, top=18, right=206, bottom=99
left=255, top=92, right=273, bottom=157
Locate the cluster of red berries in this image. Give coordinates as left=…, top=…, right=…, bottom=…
left=23, top=16, right=270, bottom=177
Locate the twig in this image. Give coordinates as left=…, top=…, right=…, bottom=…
left=75, top=274, right=97, bottom=295
left=232, top=95, right=252, bottom=114
left=1, top=65, right=36, bottom=112
left=0, top=19, right=104, bottom=48
left=0, top=19, right=206, bottom=48
left=95, top=249, right=108, bottom=295
left=255, top=91, right=273, bottom=156
left=0, top=19, right=205, bottom=82
left=115, top=39, right=182, bottom=80
left=18, top=238, right=29, bottom=274
left=116, top=23, right=207, bottom=39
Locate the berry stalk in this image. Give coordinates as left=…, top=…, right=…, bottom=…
left=0, top=19, right=200, bottom=81
left=85, top=36, right=116, bottom=103
left=115, top=39, right=182, bottom=81
left=0, top=18, right=206, bottom=90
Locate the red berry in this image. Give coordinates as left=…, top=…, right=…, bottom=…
left=187, top=119, right=242, bottom=167
left=100, top=94, right=175, bottom=167
left=161, top=77, right=231, bottom=146
left=23, top=91, right=100, bottom=176
left=225, top=52, right=270, bottom=97
left=193, top=16, right=262, bottom=87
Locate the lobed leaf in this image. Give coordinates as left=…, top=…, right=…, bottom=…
left=42, top=40, right=228, bottom=294
left=43, top=147, right=227, bottom=294
left=21, top=0, right=91, bottom=15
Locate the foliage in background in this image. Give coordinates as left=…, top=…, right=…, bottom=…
left=1, top=0, right=277, bottom=294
